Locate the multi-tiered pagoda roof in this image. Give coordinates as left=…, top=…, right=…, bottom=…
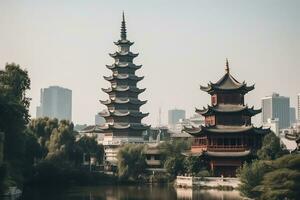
left=99, top=13, right=149, bottom=135
left=184, top=59, right=269, bottom=137
left=200, top=62, right=255, bottom=94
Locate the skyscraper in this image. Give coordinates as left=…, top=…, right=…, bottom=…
left=168, top=109, right=186, bottom=128
left=290, top=107, right=296, bottom=125
left=36, top=86, right=72, bottom=121
left=262, top=93, right=290, bottom=129
left=298, top=93, right=300, bottom=122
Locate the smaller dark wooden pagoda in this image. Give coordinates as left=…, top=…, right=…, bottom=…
left=184, top=59, right=270, bottom=177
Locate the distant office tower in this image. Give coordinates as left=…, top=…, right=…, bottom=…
left=95, top=113, right=105, bottom=125
left=168, top=109, right=186, bottom=128
left=262, top=93, right=290, bottom=129
left=298, top=93, right=300, bottom=121
left=36, top=86, right=72, bottom=121
left=290, top=107, right=296, bottom=125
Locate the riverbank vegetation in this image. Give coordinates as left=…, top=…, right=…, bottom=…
left=115, top=140, right=210, bottom=183
left=238, top=132, right=300, bottom=200
left=0, top=64, right=107, bottom=193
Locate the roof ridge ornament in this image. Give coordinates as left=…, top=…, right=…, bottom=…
left=121, top=11, right=127, bottom=40
left=225, top=58, right=230, bottom=74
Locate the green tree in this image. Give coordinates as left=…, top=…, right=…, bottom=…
left=0, top=63, right=31, bottom=161
left=260, top=154, right=300, bottom=200
left=184, top=156, right=204, bottom=175
left=46, top=120, right=75, bottom=162
left=257, top=132, right=287, bottom=160
left=238, top=154, right=300, bottom=200
left=164, top=156, right=184, bottom=176
left=159, top=140, right=190, bottom=161
left=74, top=136, right=104, bottom=165
left=237, top=160, right=271, bottom=199
left=158, top=140, right=190, bottom=176
left=117, top=144, right=147, bottom=180
left=28, top=117, right=59, bottom=147
left=0, top=63, right=31, bottom=191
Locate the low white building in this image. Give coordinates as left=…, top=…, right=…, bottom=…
left=263, top=118, right=279, bottom=136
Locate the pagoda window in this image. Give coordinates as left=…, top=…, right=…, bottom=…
left=211, top=94, right=217, bottom=106
left=108, top=106, right=114, bottom=112
left=237, top=138, right=241, bottom=146
left=217, top=93, right=243, bottom=104
left=205, top=116, right=215, bottom=126
left=217, top=114, right=245, bottom=126
left=119, top=45, right=129, bottom=53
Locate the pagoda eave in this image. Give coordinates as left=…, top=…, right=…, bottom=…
left=200, top=84, right=254, bottom=94
left=109, top=52, right=139, bottom=58
left=106, top=63, right=142, bottom=70
left=183, top=126, right=203, bottom=136
left=204, top=150, right=251, bottom=157
left=100, top=98, right=147, bottom=105
left=201, top=125, right=254, bottom=133
left=195, top=105, right=262, bottom=116
left=100, top=123, right=149, bottom=130
left=114, top=39, right=134, bottom=46
left=101, top=87, right=145, bottom=94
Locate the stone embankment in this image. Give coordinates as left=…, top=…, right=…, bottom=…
left=175, top=176, right=240, bottom=190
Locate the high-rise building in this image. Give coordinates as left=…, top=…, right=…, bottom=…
left=262, top=93, right=290, bottom=129
left=290, top=107, right=296, bottom=125
left=298, top=93, right=300, bottom=121
left=36, top=86, right=72, bottom=121
left=99, top=13, right=149, bottom=164
left=184, top=60, right=269, bottom=177
left=168, top=109, right=186, bottom=128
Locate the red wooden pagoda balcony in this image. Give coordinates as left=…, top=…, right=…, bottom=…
left=191, top=144, right=249, bottom=152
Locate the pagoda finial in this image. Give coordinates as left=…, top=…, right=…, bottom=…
left=225, top=58, right=230, bottom=74
left=121, top=11, right=127, bottom=40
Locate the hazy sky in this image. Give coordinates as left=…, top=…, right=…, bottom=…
left=0, top=0, right=299, bottom=126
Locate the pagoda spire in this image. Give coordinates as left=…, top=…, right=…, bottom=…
left=121, top=11, right=127, bottom=40
left=225, top=58, right=230, bottom=74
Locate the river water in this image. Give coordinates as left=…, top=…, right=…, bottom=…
left=20, top=185, right=243, bottom=200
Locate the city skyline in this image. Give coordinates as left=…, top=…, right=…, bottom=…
left=0, top=0, right=299, bottom=125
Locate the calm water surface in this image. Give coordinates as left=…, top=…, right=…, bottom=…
left=21, top=185, right=243, bottom=200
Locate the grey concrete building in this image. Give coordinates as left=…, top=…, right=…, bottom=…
left=168, top=109, right=186, bottom=129
left=290, top=107, right=296, bottom=125
left=262, top=93, right=290, bottom=129
left=36, top=86, right=72, bottom=121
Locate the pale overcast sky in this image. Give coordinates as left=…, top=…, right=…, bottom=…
left=0, top=0, right=299, bottom=126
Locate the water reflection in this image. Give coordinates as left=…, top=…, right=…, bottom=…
left=21, top=185, right=243, bottom=200
left=176, top=188, right=242, bottom=200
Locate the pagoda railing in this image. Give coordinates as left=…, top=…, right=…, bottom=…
left=207, top=145, right=248, bottom=152
left=191, top=144, right=249, bottom=152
